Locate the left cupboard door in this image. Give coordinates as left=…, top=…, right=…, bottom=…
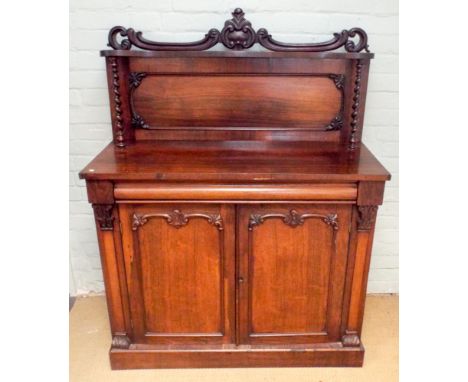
left=118, top=203, right=235, bottom=346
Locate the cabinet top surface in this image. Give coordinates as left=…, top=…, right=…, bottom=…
left=79, top=140, right=390, bottom=182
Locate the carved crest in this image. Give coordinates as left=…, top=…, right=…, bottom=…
left=108, top=8, right=370, bottom=53
left=220, top=8, right=256, bottom=50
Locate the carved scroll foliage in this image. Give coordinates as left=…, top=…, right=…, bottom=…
left=108, top=8, right=370, bottom=53
left=326, top=74, right=345, bottom=131
left=357, top=205, right=378, bottom=231
left=92, top=204, right=114, bottom=231
left=132, top=209, right=224, bottom=231
left=248, top=209, right=338, bottom=231
left=128, top=72, right=149, bottom=129
left=109, top=57, right=125, bottom=147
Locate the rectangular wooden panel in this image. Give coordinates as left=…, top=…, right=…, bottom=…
left=132, top=75, right=342, bottom=129
left=238, top=204, right=352, bottom=345
left=119, top=203, right=235, bottom=345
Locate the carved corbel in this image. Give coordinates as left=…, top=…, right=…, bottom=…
left=92, top=204, right=115, bottom=231
left=357, top=206, right=378, bottom=231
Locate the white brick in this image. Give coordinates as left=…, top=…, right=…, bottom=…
left=172, top=0, right=229, bottom=12
left=70, top=30, right=109, bottom=51
left=368, top=73, right=399, bottom=92
left=70, top=106, right=110, bottom=124
left=371, top=55, right=398, bottom=74
left=70, top=0, right=128, bottom=10
left=70, top=90, right=82, bottom=106
left=70, top=70, right=107, bottom=89
left=81, top=89, right=110, bottom=106
left=70, top=11, right=133, bottom=30
left=370, top=255, right=398, bottom=269
left=70, top=52, right=105, bottom=70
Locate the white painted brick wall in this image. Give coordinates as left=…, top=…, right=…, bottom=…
left=69, top=0, right=398, bottom=295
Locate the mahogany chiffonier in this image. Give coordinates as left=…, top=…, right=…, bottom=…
left=79, top=8, right=390, bottom=369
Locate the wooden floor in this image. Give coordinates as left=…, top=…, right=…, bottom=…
left=70, top=295, right=398, bottom=382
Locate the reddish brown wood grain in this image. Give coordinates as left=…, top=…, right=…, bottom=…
left=133, top=75, right=341, bottom=129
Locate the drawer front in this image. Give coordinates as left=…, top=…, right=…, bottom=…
left=114, top=183, right=358, bottom=201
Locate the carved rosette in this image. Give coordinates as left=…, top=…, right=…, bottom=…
left=249, top=210, right=339, bottom=231
left=357, top=206, right=378, bottom=231
left=342, top=333, right=361, bottom=347
left=109, top=57, right=125, bottom=147
left=132, top=210, right=224, bottom=231
left=349, top=59, right=363, bottom=149
left=92, top=204, right=114, bottom=231
left=128, top=72, right=149, bottom=129
left=220, top=8, right=256, bottom=50
left=107, top=9, right=370, bottom=53
left=111, top=335, right=131, bottom=349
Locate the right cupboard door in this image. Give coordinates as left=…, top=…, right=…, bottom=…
left=237, top=204, right=352, bottom=345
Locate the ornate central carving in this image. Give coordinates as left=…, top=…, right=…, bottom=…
left=132, top=210, right=224, bottom=231
left=248, top=209, right=338, bottom=231
left=220, top=8, right=256, bottom=50
left=108, top=8, right=370, bottom=53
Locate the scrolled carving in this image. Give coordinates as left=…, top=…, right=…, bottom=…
left=357, top=205, right=378, bottom=231
left=349, top=59, right=363, bottom=149
left=220, top=8, right=256, bottom=50
left=132, top=210, right=224, bottom=231
left=111, top=335, right=131, bottom=349
left=248, top=209, right=339, bottom=231
left=107, top=9, right=370, bottom=53
left=128, top=72, right=149, bottom=129
left=345, top=28, right=369, bottom=53
left=92, top=204, right=114, bottom=231
left=108, top=25, right=220, bottom=51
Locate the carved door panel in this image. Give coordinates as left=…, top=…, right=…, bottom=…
left=119, top=204, right=235, bottom=345
left=237, top=204, right=352, bottom=345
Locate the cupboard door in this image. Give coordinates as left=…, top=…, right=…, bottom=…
left=119, top=204, right=235, bottom=345
left=238, top=204, right=351, bottom=345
